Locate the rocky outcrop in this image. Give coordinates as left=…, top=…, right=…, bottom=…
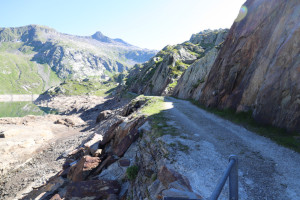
left=173, top=48, right=220, bottom=100
left=125, top=29, right=228, bottom=96
left=65, top=180, right=121, bottom=200
left=199, top=0, right=300, bottom=132
left=19, top=96, right=203, bottom=200
left=67, top=156, right=101, bottom=182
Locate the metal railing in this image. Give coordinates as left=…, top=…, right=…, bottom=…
left=163, top=155, right=238, bottom=200
left=210, top=155, right=238, bottom=200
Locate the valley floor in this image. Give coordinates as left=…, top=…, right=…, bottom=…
left=162, top=97, right=300, bottom=199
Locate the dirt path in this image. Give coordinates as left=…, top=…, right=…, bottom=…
left=162, top=97, right=300, bottom=200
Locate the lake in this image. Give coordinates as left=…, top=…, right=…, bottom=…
left=0, top=101, right=58, bottom=118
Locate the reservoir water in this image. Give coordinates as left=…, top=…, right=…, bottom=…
left=0, top=101, right=57, bottom=118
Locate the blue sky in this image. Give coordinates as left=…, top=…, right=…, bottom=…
left=0, top=0, right=245, bottom=50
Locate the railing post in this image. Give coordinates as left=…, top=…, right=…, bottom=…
left=229, top=155, right=238, bottom=200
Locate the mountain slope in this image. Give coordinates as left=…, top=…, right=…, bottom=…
left=125, top=29, right=228, bottom=95
left=199, top=0, right=300, bottom=132
left=0, top=25, right=156, bottom=94
left=124, top=0, right=300, bottom=133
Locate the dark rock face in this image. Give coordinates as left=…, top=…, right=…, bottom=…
left=199, top=0, right=300, bottom=132
left=65, top=180, right=120, bottom=200
left=67, top=156, right=101, bottom=182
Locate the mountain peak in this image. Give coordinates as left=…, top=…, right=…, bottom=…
left=91, top=31, right=113, bottom=43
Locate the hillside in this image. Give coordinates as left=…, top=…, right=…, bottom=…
left=0, top=25, right=156, bottom=94
left=125, top=29, right=228, bottom=95
left=124, top=0, right=300, bottom=133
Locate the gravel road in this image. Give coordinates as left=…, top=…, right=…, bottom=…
left=162, top=97, right=300, bottom=200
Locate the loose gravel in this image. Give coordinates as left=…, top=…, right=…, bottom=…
left=161, top=97, right=300, bottom=200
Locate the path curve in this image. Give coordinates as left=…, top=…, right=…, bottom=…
left=162, top=97, right=300, bottom=200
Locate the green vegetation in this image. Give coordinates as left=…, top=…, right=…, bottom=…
left=155, top=57, right=163, bottom=64
left=169, top=60, right=190, bottom=78
left=126, top=165, right=139, bottom=181
left=169, top=141, right=190, bottom=154
left=0, top=101, right=57, bottom=117
left=143, top=66, right=157, bottom=83
left=131, top=95, right=181, bottom=138
left=47, top=79, right=117, bottom=96
left=120, top=91, right=139, bottom=100
left=0, top=53, right=60, bottom=94
left=148, top=112, right=180, bottom=138
left=168, top=80, right=178, bottom=89
left=140, top=96, right=166, bottom=116
left=189, top=99, right=300, bottom=153
left=151, top=173, right=157, bottom=182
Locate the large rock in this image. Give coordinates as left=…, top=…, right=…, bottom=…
left=68, top=156, right=101, bottom=182
left=100, top=119, right=124, bottom=146
left=112, top=116, right=146, bottom=157
left=199, top=0, right=300, bottom=132
left=173, top=48, right=219, bottom=99
left=96, top=110, right=113, bottom=123
left=125, top=30, right=227, bottom=96
left=158, top=165, right=192, bottom=191
left=65, top=179, right=121, bottom=200
left=83, top=133, right=103, bottom=155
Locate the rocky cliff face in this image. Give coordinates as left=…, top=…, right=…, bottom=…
left=173, top=31, right=228, bottom=99
left=0, top=25, right=156, bottom=94
left=125, top=29, right=228, bottom=96
left=199, top=0, right=300, bottom=132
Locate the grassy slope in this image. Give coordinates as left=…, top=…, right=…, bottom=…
left=0, top=42, right=61, bottom=94
left=0, top=101, right=44, bottom=117
left=46, top=79, right=117, bottom=96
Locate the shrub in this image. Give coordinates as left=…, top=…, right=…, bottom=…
left=126, top=165, right=139, bottom=180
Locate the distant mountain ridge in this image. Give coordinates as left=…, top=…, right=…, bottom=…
left=0, top=25, right=156, bottom=94
left=91, top=31, right=131, bottom=46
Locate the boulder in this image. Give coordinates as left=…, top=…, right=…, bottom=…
left=96, top=110, right=112, bottom=123
left=119, top=159, right=130, bottom=167
left=100, top=119, right=124, bottom=146
left=67, top=147, right=85, bottom=160
left=83, top=133, right=103, bottom=155
left=158, top=165, right=192, bottom=191
left=65, top=179, right=121, bottom=200
left=50, top=194, right=62, bottom=200
left=92, top=155, right=118, bottom=176
left=68, top=156, right=101, bottom=182
left=112, top=116, right=145, bottom=157
left=121, top=99, right=146, bottom=116
left=54, top=118, right=75, bottom=127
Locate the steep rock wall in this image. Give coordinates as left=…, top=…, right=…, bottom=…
left=199, top=0, right=300, bottom=132
left=126, top=29, right=228, bottom=96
